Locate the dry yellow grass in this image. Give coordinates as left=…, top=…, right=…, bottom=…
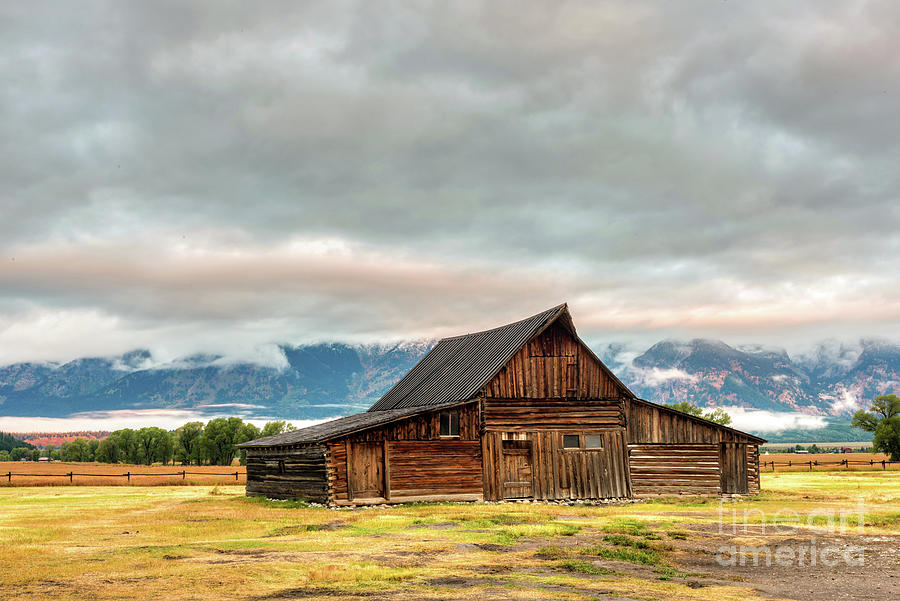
left=0, top=461, right=245, bottom=486
left=761, top=452, right=897, bottom=471
left=0, top=470, right=896, bottom=601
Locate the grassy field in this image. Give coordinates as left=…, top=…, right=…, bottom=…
left=0, top=461, right=246, bottom=486
left=0, top=471, right=897, bottom=601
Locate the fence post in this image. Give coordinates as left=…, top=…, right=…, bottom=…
left=68, top=472, right=73, bottom=483
left=234, top=471, right=238, bottom=481
left=126, top=471, right=130, bottom=482
left=788, top=460, right=792, bottom=467
left=5, top=471, right=10, bottom=483
left=883, top=460, right=887, bottom=470
left=182, top=471, right=186, bottom=480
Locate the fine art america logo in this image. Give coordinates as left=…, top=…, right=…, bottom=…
left=715, top=499, right=867, bottom=567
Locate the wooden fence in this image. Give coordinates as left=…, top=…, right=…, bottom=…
left=2, top=470, right=244, bottom=483
left=761, top=459, right=897, bottom=471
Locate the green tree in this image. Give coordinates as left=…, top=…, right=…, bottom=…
left=10, top=447, right=31, bottom=461
left=200, top=418, right=245, bottom=466
left=666, top=402, right=733, bottom=426
left=235, top=422, right=261, bottom=466
left=31, top=449, right=41, bottom=461
left=174, top=422, right=204, bottom=466
left=87, top=439, right=100, bottom=462
left=43, top=444, right=56, bottom=459
left=95, top=436, right=120, bottom=464
left=61, top=438, right=90, bottom=462
left=0, top=450, right=10, bottom=461
left=852, top=395, right=900, bottom=461
left=136, top=428, right=174, bottom=466
left=261, top=421, right=295, bottom=438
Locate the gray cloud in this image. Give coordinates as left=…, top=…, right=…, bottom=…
left=1, top=1, right=899, bottom=363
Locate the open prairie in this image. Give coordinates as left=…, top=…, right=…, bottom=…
left=0, top=470, right=897, bottom=601
left=0, top=461, right=246, bottom=486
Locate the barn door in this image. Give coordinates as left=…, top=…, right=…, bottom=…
left=720, top=442, right=748, bottom=494
left=501, top=440, right=533, bottom=499
left=348, top=442, right=385, bottom=500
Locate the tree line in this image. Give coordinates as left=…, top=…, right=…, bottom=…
left=0, top=418, right=294, bottom=466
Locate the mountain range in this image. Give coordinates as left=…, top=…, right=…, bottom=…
left=1, top=338, right=898, bottom=435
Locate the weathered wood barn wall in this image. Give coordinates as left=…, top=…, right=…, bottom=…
left=239, top=304, right=764, bottom=504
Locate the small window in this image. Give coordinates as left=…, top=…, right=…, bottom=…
left=585, top=435, right=603, bottom=449
left=563, top=434, right=581, bottom=449
left=440, top=412, right=459, bottom=437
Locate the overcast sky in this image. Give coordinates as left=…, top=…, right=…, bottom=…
left=2, top=1, right=899, bottom=365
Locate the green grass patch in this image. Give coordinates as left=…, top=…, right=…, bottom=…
left=585, top=545, right=663, bottom=566
left=602, top=534, right=651, bottom=549
left=555, top=559, right=615, bottom=575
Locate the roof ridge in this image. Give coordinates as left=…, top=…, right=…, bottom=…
left=438, top=303, right=567, bottom=341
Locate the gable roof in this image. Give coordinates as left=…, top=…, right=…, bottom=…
left=237, top=399, right=473, bottom=447
left=367, top=303, right=575, bottom=412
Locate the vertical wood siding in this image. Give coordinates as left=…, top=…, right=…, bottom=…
left=482, top=429, right=629, bottom=501
left=625, top=398, right=759, bottom=444
left=245, top=444, right=329, bottom=502
left=483, top=321, right=629, bottom=400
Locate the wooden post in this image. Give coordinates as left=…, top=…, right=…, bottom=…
left=234, top=471, right=239, bottom=481
left=5, top=472, right=10, bottom=482
left=68, top=472, right=73, bottom=483
left=182, top=471, right=186, bottom=480
left=808, top=461, right=812, bottom=471
left=883, top=460, right=887, bottom=470
left=383, top=440, right=391, bottom=501
left=126, top=471, right=130, bottom=482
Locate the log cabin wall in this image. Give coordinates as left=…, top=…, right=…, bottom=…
left=328, top=402, right=483, bottom=505
left=747, top=443, right=760, bottom=494
left=628, top=444, right=721, bottom=496
left=245, top=444, right=329, bottom=502
left=624, top=399, right=762, bottom=496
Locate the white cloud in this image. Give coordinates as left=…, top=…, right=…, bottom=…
left=721, top=406, right=827, bottom=433
left=0, top=409, right=332, bottom=434
left=630, top=367, right=699, bottom=387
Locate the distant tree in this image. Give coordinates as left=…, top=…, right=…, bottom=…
left=235, top=422, right=261, bottom=466
left=136, top=428, right=173, bottom=466
left=666, top=402, right=733, bottom=426
left=31, top=449, right=41, bottom=462
left=10, top=447, right=31, bottom=461
left=0, top=450, right=10, bottom=462
left=61, top=438, right=90, bottom=462
left=852, top=394, right=900, bottom=461
left=87, top=439, right=100, bottom=462
left=200, top=418, right=245, bottom=466
left=95, top=436, right=120, bottom=464
left=175, top=422, right=204, bottom=466
left=43, top=444, right=56, bottom=459
left=807, top=444, right=820, bottom=454
left=261, top=421, right=295, bottom=438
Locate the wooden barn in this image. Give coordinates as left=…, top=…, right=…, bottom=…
left=238, top=304, right=764, bottom=504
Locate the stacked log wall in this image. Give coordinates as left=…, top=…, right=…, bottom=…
left=628, top=444, right=721, bottom=496
left=245, top=444, right=329, bottom=502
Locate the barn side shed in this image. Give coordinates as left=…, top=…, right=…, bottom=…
left=238, top=304, right=764, bottom=504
